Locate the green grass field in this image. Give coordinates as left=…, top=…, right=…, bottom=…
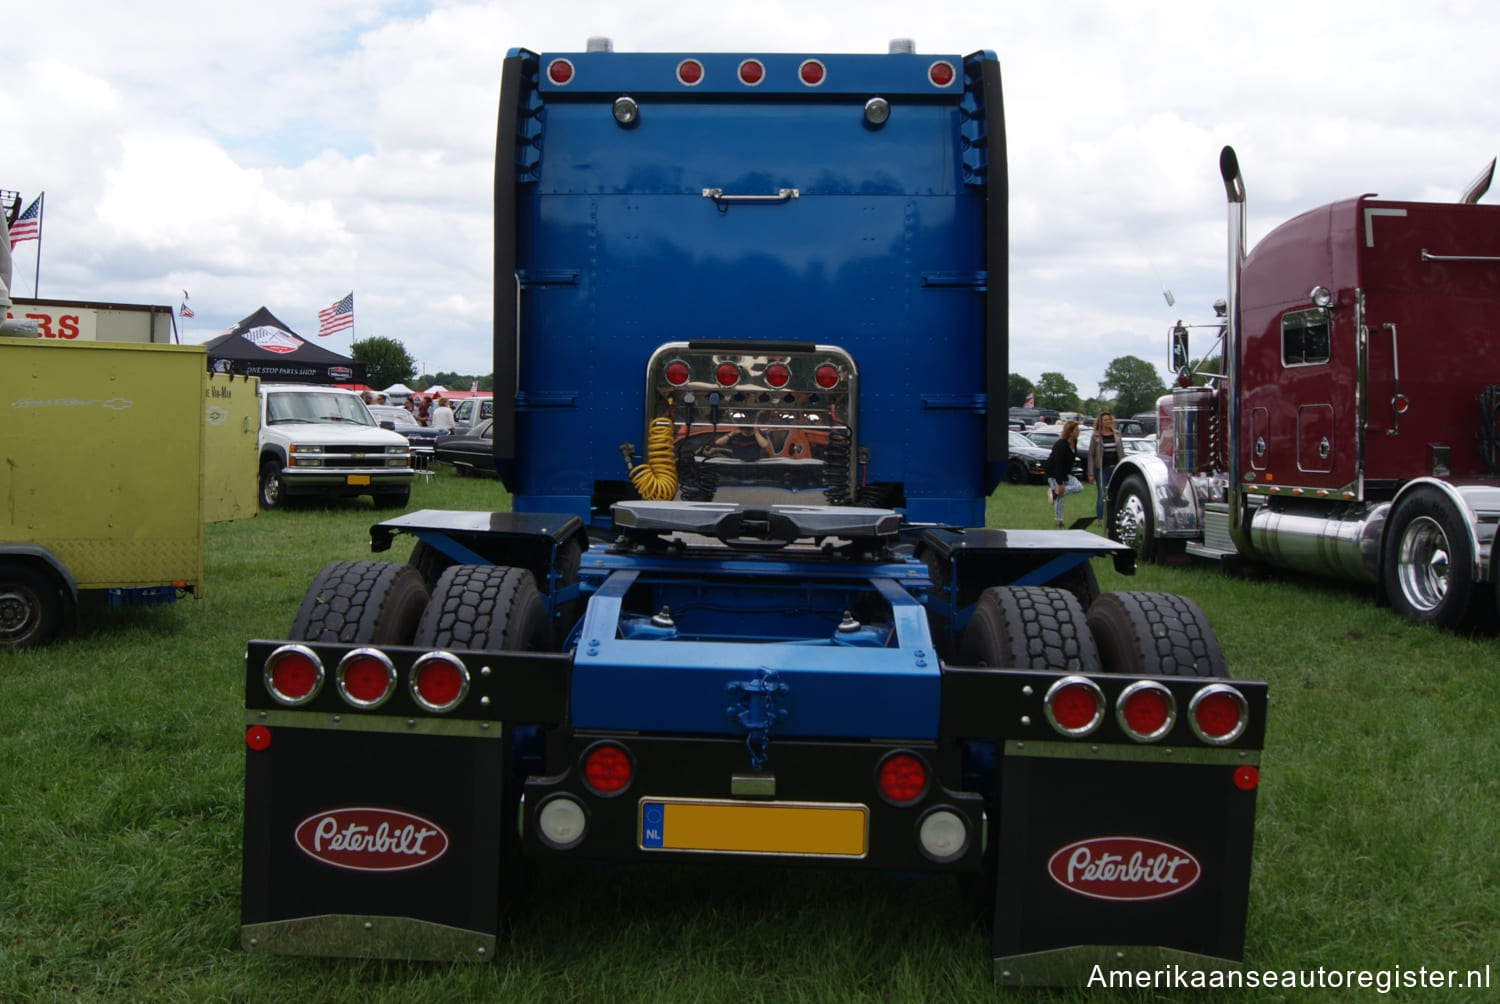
left=2, top=471, right=1496, bottom=1002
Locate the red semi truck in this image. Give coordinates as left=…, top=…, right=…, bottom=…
left=1109, top=146, right=1500, bottom=631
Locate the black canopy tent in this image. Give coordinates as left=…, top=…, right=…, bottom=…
left=202, top=307, right=365, bottom=385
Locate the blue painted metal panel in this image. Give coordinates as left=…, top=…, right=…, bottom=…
left=508, top=51, right=995, bottom=525
left=570, top=570, right=941, bottom=739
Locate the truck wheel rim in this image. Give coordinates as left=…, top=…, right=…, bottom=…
left=1114, top=494, right=1149, bottom=556
left=1396, top=515, right=1450, bottom=612
left=0, top=588, right=38, bottom=639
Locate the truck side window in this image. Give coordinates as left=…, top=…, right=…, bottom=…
left=1282, top=308, right=1330, bottom=367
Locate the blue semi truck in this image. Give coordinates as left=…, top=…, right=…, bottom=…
left=240, top=41, right=1267, bottom=985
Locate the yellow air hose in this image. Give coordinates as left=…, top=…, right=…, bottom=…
left=629, top=417, right=679, bottom=500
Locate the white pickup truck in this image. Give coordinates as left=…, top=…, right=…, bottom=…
left=256, top=384, right=414, bottom=510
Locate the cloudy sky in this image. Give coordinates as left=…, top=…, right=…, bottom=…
left=6, top=1, right=1497, bottom=396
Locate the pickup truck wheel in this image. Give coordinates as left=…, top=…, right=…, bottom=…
left=1110, top=474, right=1157, bottom=563
left=0, top=563, right=64, bottom=649
left=957, top=586, right=1100, bottom=672
left=414, top=565, right=549, bottom=651
left=288, top=561, right=430, bottom=645
left=1086, top=591, right=1227, bottom=677
left=259, top=461, right=286, bottom=510
left=1383, top=488, right=1487, bottom=631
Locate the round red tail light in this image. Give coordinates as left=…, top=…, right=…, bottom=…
left=715, top=362, right=740, bottom=386
left=337, top=649, right=397, bottom=709
left=264, top=645, right=324, bottom=706
left=582, top=742, right=633, bottom=795
left=764, top=363, right=791, bottom=388
left=410, top=652, right=470, bottom=713
left=664, top=360, right=691, bottom=386
left=928, top=61, right=955, bottom=87
left=1044, top=676, right=1105, bottom=737
left=677, top=59, right=704, bottom=86
left=547, top=59, right=574, bottom=85
left=877, top=751, right=929, bottom=805
left=798, top=59, right=826, bottom=86
left=1190, top=684, right=1249, bottom=745
left=738, top=60, right=765, bottom=85
left=1116, top=680, right=1176, bottom=742
left=813, top=364, right=840, bottom=389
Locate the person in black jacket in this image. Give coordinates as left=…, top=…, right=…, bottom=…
left=1046, top=420, right=1085, bottom=526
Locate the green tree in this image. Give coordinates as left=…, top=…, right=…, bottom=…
left=1033, top=371, right=1080, bottom=412
left=1188, top=353, right=1224, bottom=387
left=352, top=336, right=416, bottom=390
left=1008, top=373, right=1035, bottom=408
left=1098, top=355, right=1168, bottom=417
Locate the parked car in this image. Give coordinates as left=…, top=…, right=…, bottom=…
left=451, top=394, right=494, bottom=434
left=433, top=418, right=495, bottom=477
left=256, top=384, right=414, bottom=509
left=1005, top=430, right=1051, bottom=484
left=368, top=404, right=443, bottom=468
left=1123, top=436, right=1156, bottom=455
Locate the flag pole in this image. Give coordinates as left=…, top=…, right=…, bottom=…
left=31, top=192, right=43, bottom=298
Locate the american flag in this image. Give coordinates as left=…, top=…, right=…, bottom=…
left=317, top=291, right=353, bottom=337
left=179, top=302, right=195, bottom=318
left=8, top=195, right=40, bottom=249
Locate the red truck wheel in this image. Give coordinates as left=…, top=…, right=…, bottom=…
left=1382, top=489, right=1487, bottom=631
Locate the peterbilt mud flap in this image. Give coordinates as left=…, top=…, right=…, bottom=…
left=240, top=640, right=570, bottom=962
left=241, top=719, right=507, bottom=961
left=991, top=741, right=1260, bottom=985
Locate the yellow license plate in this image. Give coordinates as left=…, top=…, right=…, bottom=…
left=638, top=798, right=867, bottom=858
left=346, top=475, right=371, bottom=486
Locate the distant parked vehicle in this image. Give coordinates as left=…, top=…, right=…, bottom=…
left=1005, top=430, right=1051, bottom=483
left=433, top=418, right=496, bottom=477
left=451, top=394, right=494, bottom=434
left=368, top=405, right=444, bottom=469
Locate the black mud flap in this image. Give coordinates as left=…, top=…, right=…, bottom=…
left=240, top=719, right=510, bottom=962
left=991, top=746, right=1258, bottom=986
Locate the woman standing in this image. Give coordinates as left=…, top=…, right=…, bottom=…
left=1046, top=420, right=1085, bottom=527
left=1087, top=411, right=1123, bottom=520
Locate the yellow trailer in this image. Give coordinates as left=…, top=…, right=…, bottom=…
left=1, top=338, right=258, bottom=647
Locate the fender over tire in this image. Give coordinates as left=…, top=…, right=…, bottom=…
left=414, top=565, right=550, bottom=652
left=288, top=561, right=430, bottom=645
left=957, top=586, right=1100, bottom=672
left=1086, top=591, right=1227, bottom=677
left=1382, top=488, right=1488, bottom=632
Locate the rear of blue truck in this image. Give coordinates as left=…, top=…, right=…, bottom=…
left=240, top=43, right=1266, bottom=985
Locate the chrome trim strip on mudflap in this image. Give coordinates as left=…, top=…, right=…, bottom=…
left=242, top=915, right=495, bottom=961
left=994, top=944, right=1242, bottom=986
left=1005, top=740, right=1259, bottom=767
left=245, top=708, right=503, bottom=739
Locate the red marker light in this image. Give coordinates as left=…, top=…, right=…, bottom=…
left=664, top=360, right=691, bottom=386
left=1116, top=680, right=1176, bottom=742
left=338, top=650, right=396, bottom=708
left=929, top=61, right=955, bottom=87
left=799, top=60, right=826, bottom=86
left=716, top=362, right=740, bottom=386
left=738, top=59, right=765, bottom=85
left=1189, top=684, right=1249, bottom=745
left=246, top=725, right=271, bottom=751
left=548, top=59, right=574, bottom=85
left=764, top=363, right=791, bottom=388
left=1044, top=676, right=1105, bottom=737
left=677, top=59, right=704, bottom=86
left=1233, top=765, right=1260, bottom=791
left=582, top=742, right=633, bottom=795
left=265, top=645, right=323, bottom=706
left=877, top=752, right=928, bottom=805
left=410, top=653, right=469, bottom=713
left=814, top=364, right=840, bottom=389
